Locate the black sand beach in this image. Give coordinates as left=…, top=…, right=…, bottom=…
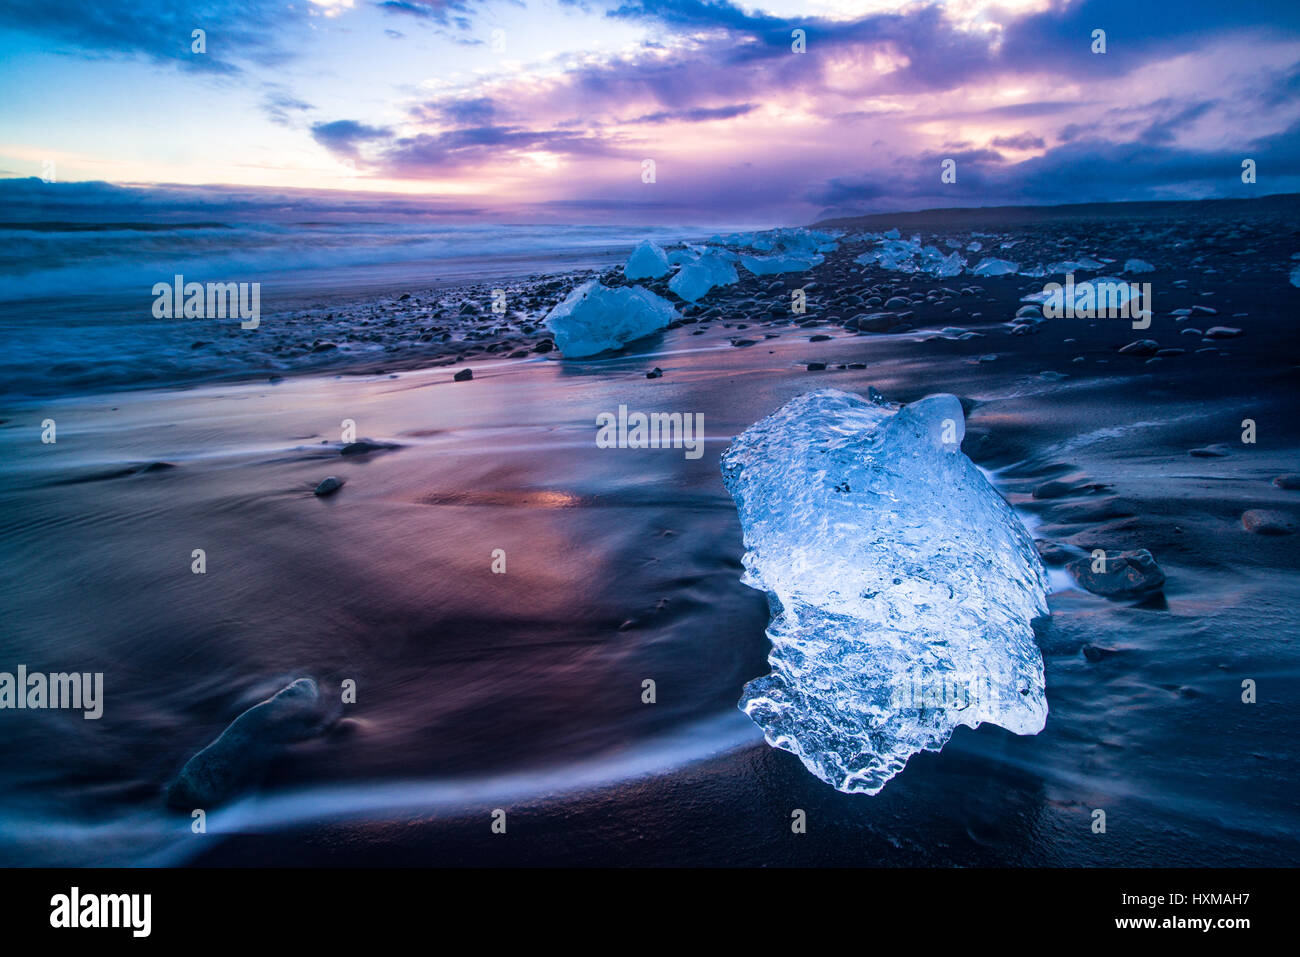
left=1, top=199, right=1298, bottom=866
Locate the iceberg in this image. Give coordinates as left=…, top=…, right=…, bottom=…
left=623, top=240, right=671, bottom=280
left=544, top=280, right=678, bottom=357
left=721, top=389, right=1050, bottom=794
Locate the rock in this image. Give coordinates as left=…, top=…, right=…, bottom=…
left=1119, top=339, right=1160, bottom=356
left=453, top=368, right=473, bottom=382
left=1273, top=474, right=1300, bottom=490
left=1032, top=479, right=1076, bottom=500
left=806, top=361, right=827, bottom=371
left=809, top=334, right=831, bottom=342
left=646, top=367, right=663, bottom=379
left=1082, top=644, right=1121, bottom=663
left=1067, top=549, right=1165, bottom=599
left=340, top=439, right=398, bottom=456
left=166, top=679, right=333, bottom=808
left=1035, top=539, right=1073, bottom=566
left=857, top=312, right=900, bottom=333
left=1204, top=326, right=1243, bottom=339
left=1242, top=510, right=1296, bottom=535
left=314, top=476, right=345, bottom=496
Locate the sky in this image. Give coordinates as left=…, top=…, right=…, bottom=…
left=1, top=0, right=1298, bottom=224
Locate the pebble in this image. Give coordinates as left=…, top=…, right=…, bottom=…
left=1119, top=339, right=1160, bottom=356
left=314, top=476, right=345, bottom=496
left=1067, top=549, right=1166, bottom=599
left=1241, top=510, right=1296, bottom=535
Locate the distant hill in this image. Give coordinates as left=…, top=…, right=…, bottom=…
left=811, top=194, right=1300, bottom=231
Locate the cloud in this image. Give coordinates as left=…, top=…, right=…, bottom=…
left=376, top=0, right=476, bottom=28
left=263, top=87, right=315, bottom=127
left=379, top=125, right=624, bottom=173
left=992, top=133, right=1046, bottom=150
left=311, top=120, right=395, bottom=158
left=0, top=0, right=309, bottom=73
left=626, top=103, right=757, bottom=124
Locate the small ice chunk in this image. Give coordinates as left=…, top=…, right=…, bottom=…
left=623, top=241, right=671, bottom=280
left=971, top=257, right=1020, bottom=277
left=1038, top=276, right=1139, bottom=315
left=544, top=280, right=678, bottom=357
left=721, top=389, right=1049, bottom=794
left=669, top=259, right=729, bottom=302
left=1124, top=258, right=1155, bottom=274
left=741, top=253, right=824, bottom=275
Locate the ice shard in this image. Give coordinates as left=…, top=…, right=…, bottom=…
left=721, top=389, right=1050, bottom=794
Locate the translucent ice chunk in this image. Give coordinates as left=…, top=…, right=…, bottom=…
left=669, top=262, right=714, bottom=302
left=1032, top=276, right=1139, bottom=315
left=1124, top=258, right=1155, bottom=274
left=623, top=240, right=671, bottom=280
left=544, top=280, right=678, bottom=357
left=970, top=257, right=1020, bottom=276
left=720, top=389, right=1050, bottom=794
left=740, top=253, right=824, bottom=275
left=854, top=239, right=963, bottom=277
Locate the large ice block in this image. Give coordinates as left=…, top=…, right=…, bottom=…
left=721, top=389, right=1050, bottom=794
